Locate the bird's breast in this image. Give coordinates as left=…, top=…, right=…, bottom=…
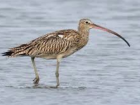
left=77, top=38, right=88, bottom=49
left=60, top=47, right=78, bottom=58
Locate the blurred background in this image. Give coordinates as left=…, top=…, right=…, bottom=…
left=0, top=0, right=140, bottom=105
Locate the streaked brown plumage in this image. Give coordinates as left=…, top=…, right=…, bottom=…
left=9, top=30, right=81, bottom=58
left=2, top=19, right=130, bottom=88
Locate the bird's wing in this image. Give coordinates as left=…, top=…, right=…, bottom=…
left=31, top=29, right=80, bottom=43
left=10, top=30, right=81, bottom=57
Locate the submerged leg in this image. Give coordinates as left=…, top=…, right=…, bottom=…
left=31, top=57, right=40, bottom=84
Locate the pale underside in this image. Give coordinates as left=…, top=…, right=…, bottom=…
left=39, top=47, right=78, bottom=59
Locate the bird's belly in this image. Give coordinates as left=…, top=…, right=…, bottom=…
left=39, top=54, right=57, bottom=59
left=39, top=47, right=78, bottom=59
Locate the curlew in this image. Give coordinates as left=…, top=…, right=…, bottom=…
left=2, top=19, right=130, bottom=88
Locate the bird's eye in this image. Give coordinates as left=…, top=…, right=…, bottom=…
left=86, top=21, right=89, bottom=24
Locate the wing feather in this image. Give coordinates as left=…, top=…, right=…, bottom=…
left=22, top=29, right=81, bottom=56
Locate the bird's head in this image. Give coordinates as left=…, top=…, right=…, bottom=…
left=79, top=19, right=130, bottom=47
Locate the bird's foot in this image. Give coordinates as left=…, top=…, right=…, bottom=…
left=33, top=77, right=40, bottom=84
left=56, top=84, right=59, bottom=88
left=49, top=84, right=60, bottom=88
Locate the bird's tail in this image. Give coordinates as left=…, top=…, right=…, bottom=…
left=2, top=50, right=14, bottom=56
left=2, top=44, right=29, bottom=57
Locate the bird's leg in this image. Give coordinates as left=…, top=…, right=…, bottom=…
left=55, top=60, right=60, bottom=88
left=55, top=56, right=62, bottom=88
left=31, top=57, right=40, bottom=85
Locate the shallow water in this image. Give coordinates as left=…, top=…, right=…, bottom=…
left=0, top=0, right=140, bottom=105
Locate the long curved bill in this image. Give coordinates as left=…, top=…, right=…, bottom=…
left=91, top=23, right=130, bottom=47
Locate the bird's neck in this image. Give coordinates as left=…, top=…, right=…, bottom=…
left=78, top=26, right=90, bottom=48
left=78, top=26, right=90, bottom=38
